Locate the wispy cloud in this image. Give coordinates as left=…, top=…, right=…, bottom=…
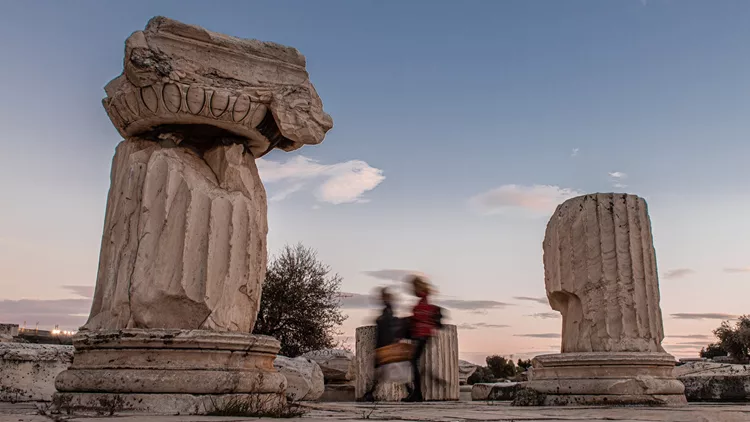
left=664, top=344, right=704, bottom=350
left=723, top=267, right=750, bottom=274
left=0, top=298, right=91, bottom=330
left=571, top=148, right=579, bottom=158
left=514, top=333, right=561, bottom=339
left=662, top=268, right=695, bottom=280
left=608, top=171, right=628, bottom=189
left=514, top=296, right=548, bottom=305
left=673, top=341, right=712, bottom=347
left=469, top=184, right=582, bottom=215
left=671, top=313, right=738, bottom=320
left=62, top=285, right=94, bottom=299
left=268, top=183, right=305, bottom=202
left=338, top=291, right=513, bottom=313
left=438, top=299, right=513, bottom=311
left=457, top=322, right=510, bottom=330
left=666, top=334, right=712, bottom=340
left=257, top=156, right=385, bottom=204
left=338, top=292, right=375, bottom=309
left=362, top=269, right=424, bottom=282
left=527, top=312, right=561, bottom=319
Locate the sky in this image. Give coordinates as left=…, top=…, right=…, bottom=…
left=0, top=0, right=749, bottom=364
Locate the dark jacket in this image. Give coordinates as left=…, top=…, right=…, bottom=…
left=375, top=304, right=398, bottom=348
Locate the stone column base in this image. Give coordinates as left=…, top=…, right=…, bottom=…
left=354, top=325, right=459, bottom=401
left=514, top=352, right=687, bottom=406
left=52, top=392, right=284, bottom=416
left=53, top=329, right=286, bottom=415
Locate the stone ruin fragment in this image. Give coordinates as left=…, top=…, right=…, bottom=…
left=53, top=17, right=332, bottom=414
left=517, top=193, right=687, bottom=406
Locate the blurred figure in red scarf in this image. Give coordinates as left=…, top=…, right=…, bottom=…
left=403, top=275, right=442, bottom=402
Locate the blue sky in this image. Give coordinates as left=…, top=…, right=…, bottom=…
left=1, top=0, right=748, bottom=362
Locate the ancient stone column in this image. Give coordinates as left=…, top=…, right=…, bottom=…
left=355, top=325, right=459, bottom=401
left=53, top=16, right=332, bottom=415
left=517, top=193, right=686, bottom=406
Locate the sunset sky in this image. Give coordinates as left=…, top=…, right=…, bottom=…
left=1, top=1, right=749, bottom=364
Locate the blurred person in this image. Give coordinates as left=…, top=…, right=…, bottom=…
left=361, top=286, right=399, bottom=402
left=403, top=275, right=442, bottom=402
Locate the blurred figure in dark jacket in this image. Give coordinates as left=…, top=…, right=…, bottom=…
left=361, top=287, right=398, bottom=402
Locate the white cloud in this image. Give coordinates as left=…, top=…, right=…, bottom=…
left=363, top=269, right=421, bottom=282
left=571, top=148, right=579, bottom=157
left=469, top=184, right=582, bottom=215
left=608, top=172, right=628, bottom=189
left=662, top=268, right=695, bottom=280
left=257, top=156, right=385, bottom=204
left=514, top=296, right=548, bottom=305
left=268, top=183, right=305, bottom=202
left=62, top=285, right=94, bottom=299
left=723, top=267, right=750, bottom=274
left=671, top=313, right=738, bottom=320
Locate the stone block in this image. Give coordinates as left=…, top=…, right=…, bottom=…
left=675, top=361, right=750, bottom=402
left=471, top=382, right=519, bottom=401
left=459, top=385, right=472, bottom=402
left=303, top=349, right=355, bottom=382
left=518, top=352, right=685, bottom=406
left=54, top=329, right=285, bottom=411
left=274, top=356, right=324, bottom=401
left=319, top=383, right=355, bottom=402
left=0, top=343, right=73, bottom=402
left=0, top=324, right=18, bottom=337
left=458, top=360, right=477, bottom=385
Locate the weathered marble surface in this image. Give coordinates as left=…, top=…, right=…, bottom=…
left=303, top=349, right=355, bottom=383
left=302, top=402, right=750, bottom=422
left=274, top=356, right=325, bottom=401
left=522, top=193, right=685, bottom=406
left=51, top=393, right=285, bottom=416
left=0, top=343, right=73, bottom=402
left=84, top=141, right=267, bottom=332
left=458, top=360, right=477, bottom=385
left=55, top=330, right=285, bottom=396
left=471, top=382, right=518, bottom=401
left=3, top=401, right=750, bottom=421
left=676, top=362, right=750, bottom=402
left=0, top=325, right=18, bottom=337
left=55, top=16, right=333, bottom=417
left=103, top=16, right=333, bottom=158
left=318, top=383, right=355, bottom=402
left=354, top=326, right=408, bottom=401
left=543, top=193, right=665, bottom=353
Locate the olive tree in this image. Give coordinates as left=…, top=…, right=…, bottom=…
left=253, top=244, right=346, bottom=357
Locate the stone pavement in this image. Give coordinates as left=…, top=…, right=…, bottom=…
left=2, top=401, right=750, bottom=422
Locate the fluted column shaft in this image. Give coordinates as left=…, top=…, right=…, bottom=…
left=84, top=138, right=268, bottom=332
left=543, top=193, right=665, bottom=353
